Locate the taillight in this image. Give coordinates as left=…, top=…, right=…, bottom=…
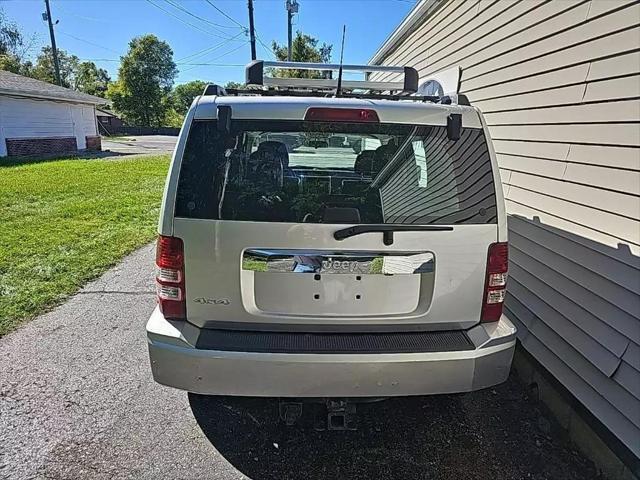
left=481, top=242, right=508, bottom=323
left=304, top=107, right=380, bottom=123
left=156, top=235, right=186, bottom=320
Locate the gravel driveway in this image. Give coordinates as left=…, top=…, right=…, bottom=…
left=0, top=245, right=597, bottom=479
left=101, top=135, right=177, bottom=156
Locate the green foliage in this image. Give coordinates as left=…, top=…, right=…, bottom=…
left=0, top=9, right=22, bottom=57
left=31, top=46, right=79, bottom=88
left=271, top=31, right=332, bottom=78
left=0, top=54, right=32, bottom=75
left=164, top=107, right=185, bottom=128
left=74, top=61, right=111, bottom=97
left=22, top=46, right=109, bottom=97
left=107, top=34, right=177, bottom=127
left=224, top=81, right=245, bottom=90
left=171, top=80, right=206, bottom=116
left=0, top=8, right=35, bottom=75
left=0, top=154, right=170, bottom=336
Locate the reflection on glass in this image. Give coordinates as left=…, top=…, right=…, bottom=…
left=242, top=250, right=434, bottom=275
left=175, top=120, right=497, bottom=226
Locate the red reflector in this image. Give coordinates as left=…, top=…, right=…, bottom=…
left=304, top=107, right=380, bottom=123
left=481, top=242, right=508, bottom=323
left=156, top=235, right=186, bottom=320
left=158, top=294, right=186, bottom=319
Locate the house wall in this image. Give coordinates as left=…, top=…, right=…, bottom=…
left=372, top=0, right=640, bottom=463
left=0, top=96, right=99, bottom=157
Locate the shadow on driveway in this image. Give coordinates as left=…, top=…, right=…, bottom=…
left=188, top=374, right=597, bottom=480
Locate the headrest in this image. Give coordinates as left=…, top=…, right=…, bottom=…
left=354, top=150, right=376, bottom=175
left=372, top=143, right=398, bottom=175
left=255, top=140, right=290, bottom=168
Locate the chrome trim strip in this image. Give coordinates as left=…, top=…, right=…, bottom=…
left=243, top=249, right=434, bottom=275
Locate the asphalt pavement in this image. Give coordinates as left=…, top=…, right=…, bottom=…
left=101, top=135, right=177, bottom=156
left=0, top=245, right=598, bottom=480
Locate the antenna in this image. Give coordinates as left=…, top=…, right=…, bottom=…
left=335, top=25, right=346, bottom=97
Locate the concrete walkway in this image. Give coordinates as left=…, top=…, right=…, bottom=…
left=0, top=245, right=597, bottom=479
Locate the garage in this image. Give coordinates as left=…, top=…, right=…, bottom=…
left=0, top=70, right=105, bottom=157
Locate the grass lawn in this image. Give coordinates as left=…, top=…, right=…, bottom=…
left=0, top=155, right=170, bottom=336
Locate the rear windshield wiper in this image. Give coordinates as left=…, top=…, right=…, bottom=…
left=334, top=224, right=453, bottom=245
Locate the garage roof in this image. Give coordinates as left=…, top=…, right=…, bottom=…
left=0, top=70, right=108, bottom=105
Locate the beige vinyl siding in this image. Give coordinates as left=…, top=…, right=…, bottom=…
left=372, top=0, right=640, bottom=457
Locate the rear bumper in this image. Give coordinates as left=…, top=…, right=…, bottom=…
left=146, top=307, right=516, bottom=397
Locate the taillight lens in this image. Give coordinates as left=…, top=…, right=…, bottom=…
left=481, top=242, right=508, bottom=322
left=156, top=235, right=186, bottom=319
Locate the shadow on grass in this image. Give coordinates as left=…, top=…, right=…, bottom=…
left=0, top=150, right=125, bottom=168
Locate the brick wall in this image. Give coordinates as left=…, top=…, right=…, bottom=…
left=85, top=136, right=102, bottom=151
left=5, top=137, right=77, bottom=157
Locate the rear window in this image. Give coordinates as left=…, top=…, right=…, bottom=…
left=175, top=119, right=497, bottom=224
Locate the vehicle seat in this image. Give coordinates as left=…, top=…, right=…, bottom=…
left=256, top=141, right=290, bottom=168
left=247, top=141, right=287, bottom=191
left=372, top=143, right=398, bottom=177
left=354, top=150, right=375, bottom=176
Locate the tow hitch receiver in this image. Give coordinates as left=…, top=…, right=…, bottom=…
left=278, top=399, right=358, bottom=430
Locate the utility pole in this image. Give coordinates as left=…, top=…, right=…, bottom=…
left=43, top=0, right=61, bottom=86
left=247, top=0, right=257, bottom=61
left=285, top=0, right=299, bottom=61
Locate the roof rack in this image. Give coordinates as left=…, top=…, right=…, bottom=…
left=245, top=60, right=419, bottom=93
left=201, top=60, right=472, bottom=106
left=224, top=88, right=439, bottom=103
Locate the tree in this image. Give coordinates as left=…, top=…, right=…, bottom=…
left=74, top=61, right=111, bottom=97
left=0, top=9, right=35, bottom=75
left=171, top=80, right=207, bottom=116
left=0, top=10, right=21, bottom=56
left=31, top=47, right=80, bottom=88
left=271, top=31, right=332, bottom=78
left=107, top=34, right=177, bottom=127
left=224, top=81, right=245, bottom=90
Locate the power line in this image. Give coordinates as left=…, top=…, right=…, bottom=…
left=179, top=42, right=248, bottom=73
left=203, top=0, right=246, bottom=29
left=162, top=0, right=245, bottom=35
left=254, top=31, right=275, bottom=59
left=58, top=30, right=122, bottom=55
left=176, top=31, right=246, bottom=62
left=81, top=58, right=245, bottom=67
left=204, top=0, right=274, bottom=60
left=144, top=0, right=234, bottom=40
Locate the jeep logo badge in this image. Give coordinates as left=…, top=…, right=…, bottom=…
left=321, top=259, right=366, bottom=273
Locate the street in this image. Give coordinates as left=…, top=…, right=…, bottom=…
left=101, top=135, right=177, bottom=156
left=0, top=245, right=597, bottom=480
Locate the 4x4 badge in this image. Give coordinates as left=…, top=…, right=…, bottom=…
left=193, top=297, right=230, bottom=306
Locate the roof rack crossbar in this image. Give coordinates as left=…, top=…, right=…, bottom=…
left=245, top=60, right=419, bottom=93
left=225, top=88, right=440, bottom=103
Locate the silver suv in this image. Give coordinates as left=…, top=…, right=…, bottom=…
left=147, top=61, right=516, bottom=399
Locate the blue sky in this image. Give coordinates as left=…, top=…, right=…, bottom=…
left=1, top=0, right=414, bottom=86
